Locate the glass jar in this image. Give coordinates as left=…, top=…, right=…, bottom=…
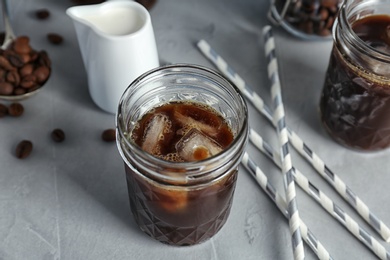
left=268, top=0, right=341, bottom=40
left=320, top=0, right=390, bottom=151
left=116, top=64, right=249, bottom=245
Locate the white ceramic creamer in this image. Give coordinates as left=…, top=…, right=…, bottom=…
left=66, top=1, right=159, bottom=114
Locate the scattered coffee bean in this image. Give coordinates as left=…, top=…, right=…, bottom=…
left=0, top=36, right=51, bottom=97
left=47, top=33, right=64, bottom=45
left=15, top=140, right=33, bottom=159
left=8, top=102, right=24, bottom=117
left=51, top=129, right=66, bottom=143
left=0, top=103, right=8, bottom=117
left=36, top=9, right=50, bottom=20
left=102, top=128, right=116, bottom=142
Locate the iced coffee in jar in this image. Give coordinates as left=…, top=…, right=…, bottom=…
left=320, top=0, right=390, bottom=151
left=116, top=64, right=248, bottom=245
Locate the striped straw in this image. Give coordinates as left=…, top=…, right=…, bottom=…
left=241, top=152, right=333, bottom=260
left=262, top=25, right=304, bottom=260
left=288, top=130, right=390, bottom=243
left=196, top=39, right=390, bottom=242
left=249, top=128, right=390, bottom=260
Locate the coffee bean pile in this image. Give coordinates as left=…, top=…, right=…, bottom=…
left=0, top=36, right=51, bottom=96
left=278, top=0, right=340, bottom=37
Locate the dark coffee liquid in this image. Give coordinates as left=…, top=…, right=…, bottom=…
left=320, top=15, right=390, bottom=150
left=353, top=15, right=390, bottom=54
left=125, top=101, right=236, bottom=245
left=131, top=101, right=233, bottom=161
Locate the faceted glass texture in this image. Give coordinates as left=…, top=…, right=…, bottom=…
left=125, top=165, right=237, bottom=246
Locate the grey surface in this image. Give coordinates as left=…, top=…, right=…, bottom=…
left=0, top=0, right=389, bottom=259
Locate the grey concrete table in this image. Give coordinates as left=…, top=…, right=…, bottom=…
left=1, top=0, right=390, bottom=259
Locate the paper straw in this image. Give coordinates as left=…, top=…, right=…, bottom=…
left=288, top=131, right=390, bottom=244
left=241, top=152, right=333, bottom=260
left=196, top=39, right=390, bottom=243
left=249, top=128, right=390, bottom=260
left=262, top=25, right=304, bottom=260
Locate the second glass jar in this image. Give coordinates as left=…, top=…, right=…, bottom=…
left=320, top=0, right=390, bottom=151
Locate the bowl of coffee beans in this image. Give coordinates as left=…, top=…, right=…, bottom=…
left=0, top=36, right=51, bottom=101
left=268, top=0, right=341, bottom=40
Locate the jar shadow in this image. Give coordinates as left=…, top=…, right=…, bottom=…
left=277, top=48, right=331, bottom=139
left=55, top=140, right=144, bottom=234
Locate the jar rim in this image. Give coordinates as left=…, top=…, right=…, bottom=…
left=336, top=0, right=390, bottom=62
left=116, top=63, right=249, bottom=186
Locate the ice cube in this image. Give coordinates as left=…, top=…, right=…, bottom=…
left=158, top=188, right=188, bottom=212
left=174, top=110, right=218, bottom=137
left=176, top=128, right=222, bottom=161
left=142, top=114, right=170, bottom=154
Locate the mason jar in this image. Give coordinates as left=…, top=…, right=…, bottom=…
left=320, top=0, right=390, bottom=150
left=268, top=0, right=341, bottom=40
left=116, top=64, right=249, bottom=245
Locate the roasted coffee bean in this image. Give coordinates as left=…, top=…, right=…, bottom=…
left=51, top=128, right=65, bottom=143
left=19, top=64, right=34, bottom=77
left=102, top=129, right=116, bottom=142
left=12, top=36, right=31, bottom=54
left=0, top=68, right=5, bottom=79
left=47, top=33, right=64, bottom=45
left=20, top=74, right=37, bottom=89
left=0, top=82, right=13, bottom=95
left=30, top=51, right=39, bottom=62
left=33, top=66, right=50, bottom=84
left=8, top=102, right=24, bottom=117
left=0, top=103, right=8, bottom=117
left=0, top=55, right=14, bottom=70
left=36, top=9, right=50, bottom=20
left=18, top=53, right=30, bottom=64
left=6, top=70, right=21, bottom=86
left=15, top=140, right=33, bottom=159
left=0, top=36, right=51, bottom=97
left=136, top=0, right=157, bottom=10
left=279, top=0, right=340, bottom=37
left=38, top=51, right=51, bottom=67
left=5, top=51, right=25, bottom=68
